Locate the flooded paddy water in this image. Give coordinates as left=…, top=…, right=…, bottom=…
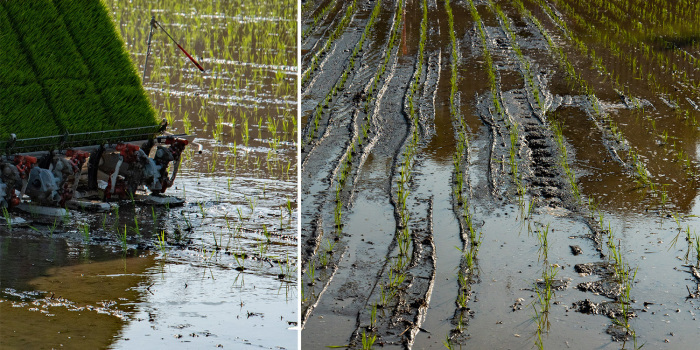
left=301, top=0, right=700, bottom=348
left=0, top=0, right=297, bottom=348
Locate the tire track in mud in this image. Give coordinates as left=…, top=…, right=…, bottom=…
left=464, top=1, right=640, bottom=346
left=418, top=0, right=635, bottom=347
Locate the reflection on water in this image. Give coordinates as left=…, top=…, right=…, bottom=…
left=0, top=236, right=153, bottom=348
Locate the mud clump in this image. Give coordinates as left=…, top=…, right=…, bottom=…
left=569, top=245, right=583, bottom=255
left=576, top=280, right=622, bottom=299
left=571, top=299, right=635, bottom=319
left=574, top=262, right=614, bottom=276
left=606, top=324, right=633, bottom=342
left=536, top=278, right=571, bottom=291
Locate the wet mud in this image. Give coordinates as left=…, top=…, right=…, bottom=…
left=303, top=0, right=700, bottom=348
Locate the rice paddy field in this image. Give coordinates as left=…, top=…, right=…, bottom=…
left=0, top=0, right=297, bottom=349
left=301, top=0, right=700, bottom=348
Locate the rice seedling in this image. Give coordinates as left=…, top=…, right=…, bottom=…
left=318, top=251, right=329, bottom=267
left=1, top=207, right=11, bottom=229
left=246, top=196, right=257, bottom=217
left=232, top=252, right=245, bottom=272
left=443, top=334, right=454, bottom=350
left=285, top=197, right=293, bottom=217
left=81, top=223, right=90, bottom=241
left=307, top=261, right=316, bottom=286
left=156, top=230, right=167, bottom=251
left=117, top=224, right=128, bottom=251
left=693, top=233, right=700, bottom=268
left=361, top=330, right=376, bottom=350
left=133, top=216, right=141, bottom=236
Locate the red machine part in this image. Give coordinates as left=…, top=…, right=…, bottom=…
left=59, top=150, right=91, bottom=206
left=157, top=138, right=189, bottom=193
left=105, top=176, right=127, bottom=200
left=9, top=155, right=37, bottom=206
left=60, top=181, right=73, bottom=206
left=115, top=143, right=141, bottom=163
left=66, top=149, right=90, bottom=173
left=105, top=143, right=141, bottom=200
left=9, top=192, right=19, bottom=207
left=14, top=155, right=36, bottom=180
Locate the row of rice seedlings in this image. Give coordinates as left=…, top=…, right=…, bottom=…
left=549, top=119, right=581, bottom=201
left=668, top=214, right=700, bottom=265
left=301, top=0, right=358, bottom=86
left=362, top=0, right=405, bottom=114
left=468, top=0, right=524, bottom=202
left=444, top=0, right=481, bottom=340
left=531, top=223, right=557, bottom=349
left=302, top=0, right=337, bottom=40
left=446, top=0, right=469, bottom=208
left=451, top=203, right=482, bottom=337
left=582, top=202, right=640, bottom=347
left=394, top=0, right=428, bottom=243
left=604, top=218, right=641, bottom=348
left=360, top=0, right=423, bottom=338
left=390, top=0, right=427, bottom=302
left=304, top=0, right=381, bottom=144
left=492, top=2, right=544, bottom=112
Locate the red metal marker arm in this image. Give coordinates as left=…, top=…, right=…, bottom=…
left=177, top=44, right=205, bottom=72
left=154, top=20, right=205, bottom=72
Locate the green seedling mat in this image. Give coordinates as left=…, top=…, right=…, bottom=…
left=0, top=0, right=158, bottom=153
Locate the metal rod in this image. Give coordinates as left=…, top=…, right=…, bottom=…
left=142, top=16, right=156, bottom=81
left=153, top=20, right=205, bottom=72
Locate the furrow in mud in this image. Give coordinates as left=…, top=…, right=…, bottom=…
left=301, top=0, right=356, bottom=70
left=302, top=0, right=337, bottom=43
left=350, top=47, right=442, bottom=348
left=302, top=0, right=422, bottom=346
left=301, top=0, right=397, bottom=266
